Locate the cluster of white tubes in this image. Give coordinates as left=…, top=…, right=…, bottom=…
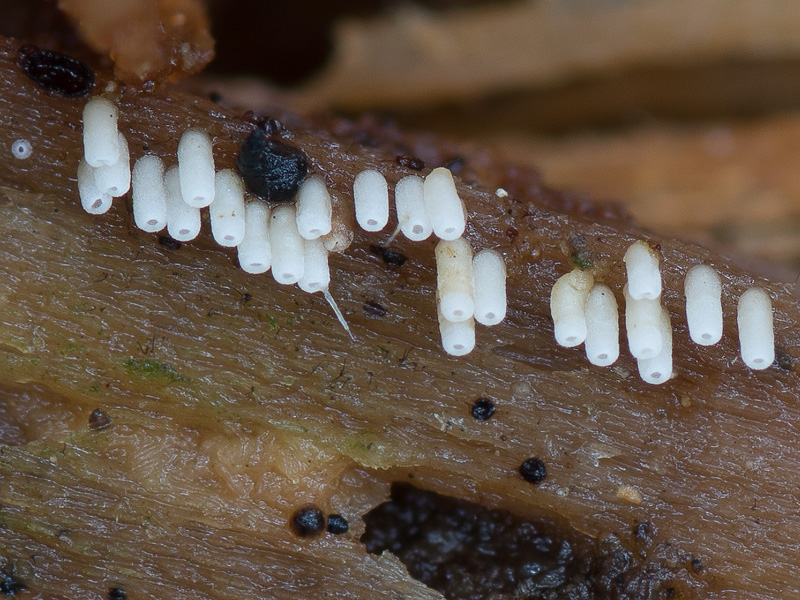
left=434, top=238, right=507, bottom=356
left=78, top=96, right=338, bottom=298
left=550, top=240, right=776, bottom=384
left=353, top=167, right=467, bottom=242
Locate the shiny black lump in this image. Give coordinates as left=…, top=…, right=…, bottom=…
left=237, top=127, right=308, bottom=202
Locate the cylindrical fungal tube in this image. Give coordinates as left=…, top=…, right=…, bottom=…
left=164, top=166, right=201, bottom=242
left=210, top=169, right=246, bottom=247
left=77, top=159, right=112, bottom=215
left=550, top=269, right=594, bottom=347
left=237, top=202, right=272, bottom=274
left=435, top=237, right=475, bottom=322
left=93, top=133, right=131, bottom=197
left=637, top=307, right=673, bottom=385
left=624, top=240, right=661, bottom=300
left=131, top=155, right=167, bottom=233
left=737, top=287, right=775, bottom=370
left=584, top=283, right=619, bottom=367
left=297, top=238, right=331, bottom=293
left=82, top=97, right=119, bottom=167
left=423, top=167, right=466, bottom=241
left=624, top=285, right=663, bottom=359
left=295, top=175, right=332, bottom=240
left=438, top=308, right=475, bottom=357
left=353, top=169, right=389, bottom=232
left=394, top=175, right=432, bottom=241
left=684, top=264, right=723, bottom=345
left=270, top=205, right=306, bottom=284
left=472, top=249, right=506, bottom=326
left=177, top=128, right=215, bottom=208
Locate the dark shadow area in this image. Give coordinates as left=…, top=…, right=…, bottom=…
left=362, top=483, right=683, bottom=600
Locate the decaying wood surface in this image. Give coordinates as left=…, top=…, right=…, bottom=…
left=1, top=34, right=800, bottom=599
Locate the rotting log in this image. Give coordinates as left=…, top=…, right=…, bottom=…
left=0, top=34, right=799, bottom=599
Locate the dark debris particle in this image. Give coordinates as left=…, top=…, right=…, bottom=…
left=634, top=521, right=653, bottom=547
left=108, top=587, right=127, bottom=600
left=0, top=572, right=24, bottom=596
left=446, top=157, right=465, bottom=174
left=208, top=91, right=223, bottom=104
left=470, top=397, right=496, bottom=421
left=506, top=227, right=519, bottom=241
left=19, top=45, right=94, bottom=97
left=363, top=301, right=387, bottom=318
left=88, top=408, right=112, bottom=430
left=369, top=245, right=407, bottom=268
left=237, top=128, right=308, bottom=202
left=690, top=558, right=703, bottom=573
left=395, top=154, right=425, bottom=171
left=290, top=505, right=326, bottom=537
left=520, top=457, right=547, bottom=485
left=327, top=514, right=350, bottom=535
left=158, top=235, right=182, bottom=250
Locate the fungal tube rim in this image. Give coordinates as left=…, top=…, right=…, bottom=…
left=270, top=205, right=306, bottom=285
left=237, top=202, right=272, bottom=274
left=584, top=283, right=620, bottom=367
left=637, top=307, right=673, bottom=385
left=82, top=97, right=120, bottom=168
left=210, top=169, right=246, bottom=247
left=93, top=133, right=131, bottom=198
left=550, top=269, right=594, bottom=348
left=684, top=264, right=723, bottom=346
left=131, top=155, right=167, bottom=233
left=737, top=287, right=775, bottom=370
left=164, top=165, right=202, bottom=242
left=438, top=307, right=476, bottom=357
left=77, top=159, right=112, bottom=215
left=435, top=237, right=475, bottom=323
left=423, top=167, right=467, bottom=241
left=624, top=240, right=662, bottom=300
left=353, top=169, right=389, bottom=232
left=394, top=175, right=432, bottom=241
left=472, top=249, right=507, bottom=326
left=623, top=284, right=663, bottom=359
left=177, top=128, right=215, bottom=208
left=295, top=175, right=333, bottom=240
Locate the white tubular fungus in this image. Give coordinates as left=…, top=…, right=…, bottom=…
left=353, top=169, right=389, bottom=232
left=131, top=155, right=167, bottom=233
left=435, top=237, right=475, bottom=323
left=297, top=238, right=331, bottom=293
left=584, top=283, right=619, bottom=367
left=210, top=169, right=246, bottom=247
left=737, top=287, right=775, bottom=370
left=11, top=139, right=32, bottom=159
left=94, top=133, right=131, bottom=197
left=77, top=159, right=112, bottom=214
left=394, top=175, right=432, bottom=241
left=423, top=167, right=467, bottom=241
left=684, top=264, right=723, bottom=345
left=623, top=284, right=663, bottom=359
left=237, top=202, right=272, bottom=274
left=637, top=307, right=673, bottom=385
left=82, top=97, right=119, bottom=167
left=472, top=249, right=506, bottom=326
left=270, top=205, right=306, bottom=284
left=177, top=128, right=215, bottom=208
left=624, top=240, right=661, bottom=300
left=550, top=269, right=594, bottom=347
left=438, top=308, right=476, bottom=357
left=295, top=175, right=332, bottom=240
left=164, top=166, right=201, bottom=242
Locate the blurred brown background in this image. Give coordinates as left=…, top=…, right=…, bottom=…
left=7, top=0, right=800, bottom=279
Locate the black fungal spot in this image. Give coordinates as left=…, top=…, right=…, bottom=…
left=471, top=397, right=495, bottom=421
left=158, top=235, right=182, bottom=250
left=327, top=514, right=349, bottom=535
left=290, top=505, right=326, bottom=537
left=369, top=245, right=407, bottom=268
left=0, top=572, right=24, bottom=596
left=395, top=154, right=425, bottom=171
left=208, top=91, right=223, bottom=104
left=19, top=45, right=94, bottom=98
left=88, top=408, right=112, bottom=430
left=519, top=457, right=547, bottom=484
left=363, top=301, right=387, bottom=318
left=237, top=127, right=308, bottom=202
left=108, top=587, right=127, bottom=600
